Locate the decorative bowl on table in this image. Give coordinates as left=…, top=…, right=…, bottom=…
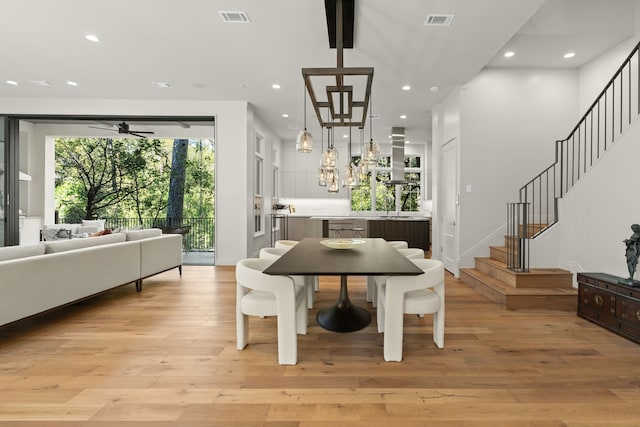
left=320, top=239, right=366, bottom=249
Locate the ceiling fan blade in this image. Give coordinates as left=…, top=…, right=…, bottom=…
left=128, top=130, right=155, bottom=134
left=128, top=132, right=149, bottom=138
left=88, top=125, right=117, bottom=131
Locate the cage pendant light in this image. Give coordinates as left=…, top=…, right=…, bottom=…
left=342, top=122, right=358, bottom=188
left=326, top=127, right=339, bottom=193
left=296, top=83, right=314, bottom=153
left=322, top=125, right=338, bottom=170
left=363, top=96, right=380, bottom=165
left=317, top=123, right=327, bottom=186
left=357, top=126, right=368, bottom=181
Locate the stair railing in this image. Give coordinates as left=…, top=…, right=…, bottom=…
left=507, top=40, right=640, bottom=271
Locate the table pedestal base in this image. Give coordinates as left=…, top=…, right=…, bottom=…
left=316, top=275, right=371, bottom=332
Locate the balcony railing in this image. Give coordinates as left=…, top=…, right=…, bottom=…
left=59, top=217, right=215, bottom=252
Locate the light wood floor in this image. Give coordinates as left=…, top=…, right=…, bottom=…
left=1, top=265, right=639, bottom=426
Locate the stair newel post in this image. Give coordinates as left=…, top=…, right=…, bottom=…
left=519, top=202, right=530, bottom=273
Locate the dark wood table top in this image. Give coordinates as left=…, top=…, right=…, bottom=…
left=263, top=237, right=423, bottom=276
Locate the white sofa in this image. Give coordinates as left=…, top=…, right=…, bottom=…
left=0, top=228, right=182, bottom=327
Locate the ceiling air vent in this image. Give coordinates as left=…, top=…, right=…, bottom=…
left=218, top=11, right=250, bottom=23
left=424, top=14, right=455, bottom=26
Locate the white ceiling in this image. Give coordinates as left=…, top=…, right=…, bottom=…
left=0, top=0, right=637, bottom=145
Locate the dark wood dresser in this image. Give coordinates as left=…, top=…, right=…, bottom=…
left=577, top=273, right=640, bottom=344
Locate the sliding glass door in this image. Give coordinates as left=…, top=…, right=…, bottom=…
left=1, top=116, right=20, bottom=246
left=0, top=117, right=4, bottom=246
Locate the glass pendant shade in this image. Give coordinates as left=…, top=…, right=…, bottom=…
left=357, top=160, right=368, bottom=181
left=317, top=166, right=327, bottom=186
left=327, top=168, right=339, bottom=193
left=296, top=129, right=314, bottom=153
left=342, top=164, right=359, bottom=188
left=322, top=147, right=339, bottom=170
left=363, top=139, right=380, bottom=165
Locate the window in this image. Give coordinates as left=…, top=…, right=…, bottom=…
left=254, top=133, right=264, bottom=235
left=351, top=154, right=422, bottom=214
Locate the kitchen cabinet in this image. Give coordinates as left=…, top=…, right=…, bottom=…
left=368, top=219, right=430, bottom=251
left=287, top=216, right=323, bottom=241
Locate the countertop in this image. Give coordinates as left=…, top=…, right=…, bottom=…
left=308, top=215, right=430, bottom=221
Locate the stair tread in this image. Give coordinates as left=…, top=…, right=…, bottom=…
left=475, top=257, right=572, bottom=276
left=460, top=268, right=577, bottom=296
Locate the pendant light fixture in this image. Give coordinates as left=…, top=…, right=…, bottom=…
left=357, top=126, right=368, bottom=181
left=363, top=96, right=380, bottom=165
left=342, top=122, right=358, bottom=188
left=321, top=125, right=338, bottom=170
left=326, top=127, right=339, bottom=193
left=296, top=82, right=314, bottom=153
left=327, top=167, right=340, bottom=193
left=317, top=123, right=327, bottom=186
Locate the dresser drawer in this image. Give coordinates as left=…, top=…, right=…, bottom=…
left=618, top=296, right=640, bottom=328
left=580, top=284, right=617, bottom=318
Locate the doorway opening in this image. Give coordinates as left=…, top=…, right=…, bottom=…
left=8, top=115, right=216, bottom=265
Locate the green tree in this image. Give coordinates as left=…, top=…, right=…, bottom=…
left=166, top=139, right=188, bottom=226
left=55, top=137, right=170, bottom=220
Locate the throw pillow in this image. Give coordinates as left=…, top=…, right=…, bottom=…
left=89, top=228, right=112, bottom=237
left=41, top=228, right=72, bottom=241
left=82, top=219, right=105, bottom=231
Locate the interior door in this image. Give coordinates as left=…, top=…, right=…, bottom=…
left=440, top=138, right=458, bottom=275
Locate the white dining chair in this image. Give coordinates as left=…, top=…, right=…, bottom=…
left=397, top=248, right=425, bottom=259
left=367, top=247, right=424, bottom=308
left=387, top=241, right=409, bottom=249
left=260, top=247, right=316, bottom=308
left=275, top=240, right=298, bottom=250
left=376, top=258, right=445, bottom=362
left=236, top=258, right=307, bottom=365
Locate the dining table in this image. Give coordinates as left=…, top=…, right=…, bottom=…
left=263, top=237, right=423, bottom=332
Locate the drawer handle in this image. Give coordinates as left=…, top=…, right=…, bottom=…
left=594, top=295, right=603, bottom=306
left=637, top=310, right=640, bottom=321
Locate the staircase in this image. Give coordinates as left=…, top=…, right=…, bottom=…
left=460, top=233, right=577, bottom=311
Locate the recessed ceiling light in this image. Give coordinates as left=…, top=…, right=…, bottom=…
left=400, top=114, right=407, bottom=119
left=564, top=52, right=575, bottom=59
left=151, top=82, right=172, bottom=88
left=343, top=134, right=348, bottom=138
left=282, top=114, right=289, bottom=118
left=272, top=84, right=281, bottom=89
left=30, top=80, right=53, bottom=86
left=430, top=86, right=440, bottom=93
left=237, top=83, right=246, bottom=88
left=405, top=140, right=411, bottom=144
left=85, top=34, right=99, bottom=42
left=402, top=85, right=411, bottom=91
left=66, top=81, right=78, bottom=86
left=504, top=51, right=515, bottom=58
left=6, top=80, right=18, bottom=86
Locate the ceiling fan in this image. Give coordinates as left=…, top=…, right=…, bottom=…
left=89, top=121, right=155, bottom=138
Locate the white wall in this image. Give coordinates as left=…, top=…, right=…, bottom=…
left=0, top=97, right=256, bottom=265
left=531, top=35, right=640, bottom=279
left=433, top=68, right=580, bottom=272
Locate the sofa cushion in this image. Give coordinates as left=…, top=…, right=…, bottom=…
left=43, top=223, right=80, bottom=234
left=82, top=219, right=105, bottom=231
left=0, top=244, right=45, bottom=261
left=76, top=225, right=100, bottom=235
left=125, top=228, right=162, bottom=241
left=44, top=232, right=126, bottom=254
left=41, top=228, right=72, bottom=241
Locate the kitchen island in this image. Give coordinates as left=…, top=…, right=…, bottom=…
left=284, top=215, right=431, bottom=251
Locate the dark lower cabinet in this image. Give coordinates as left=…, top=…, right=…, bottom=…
left=367, top=220, right=430, bottom=251
left=577, top=272, right=640, bottom=344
